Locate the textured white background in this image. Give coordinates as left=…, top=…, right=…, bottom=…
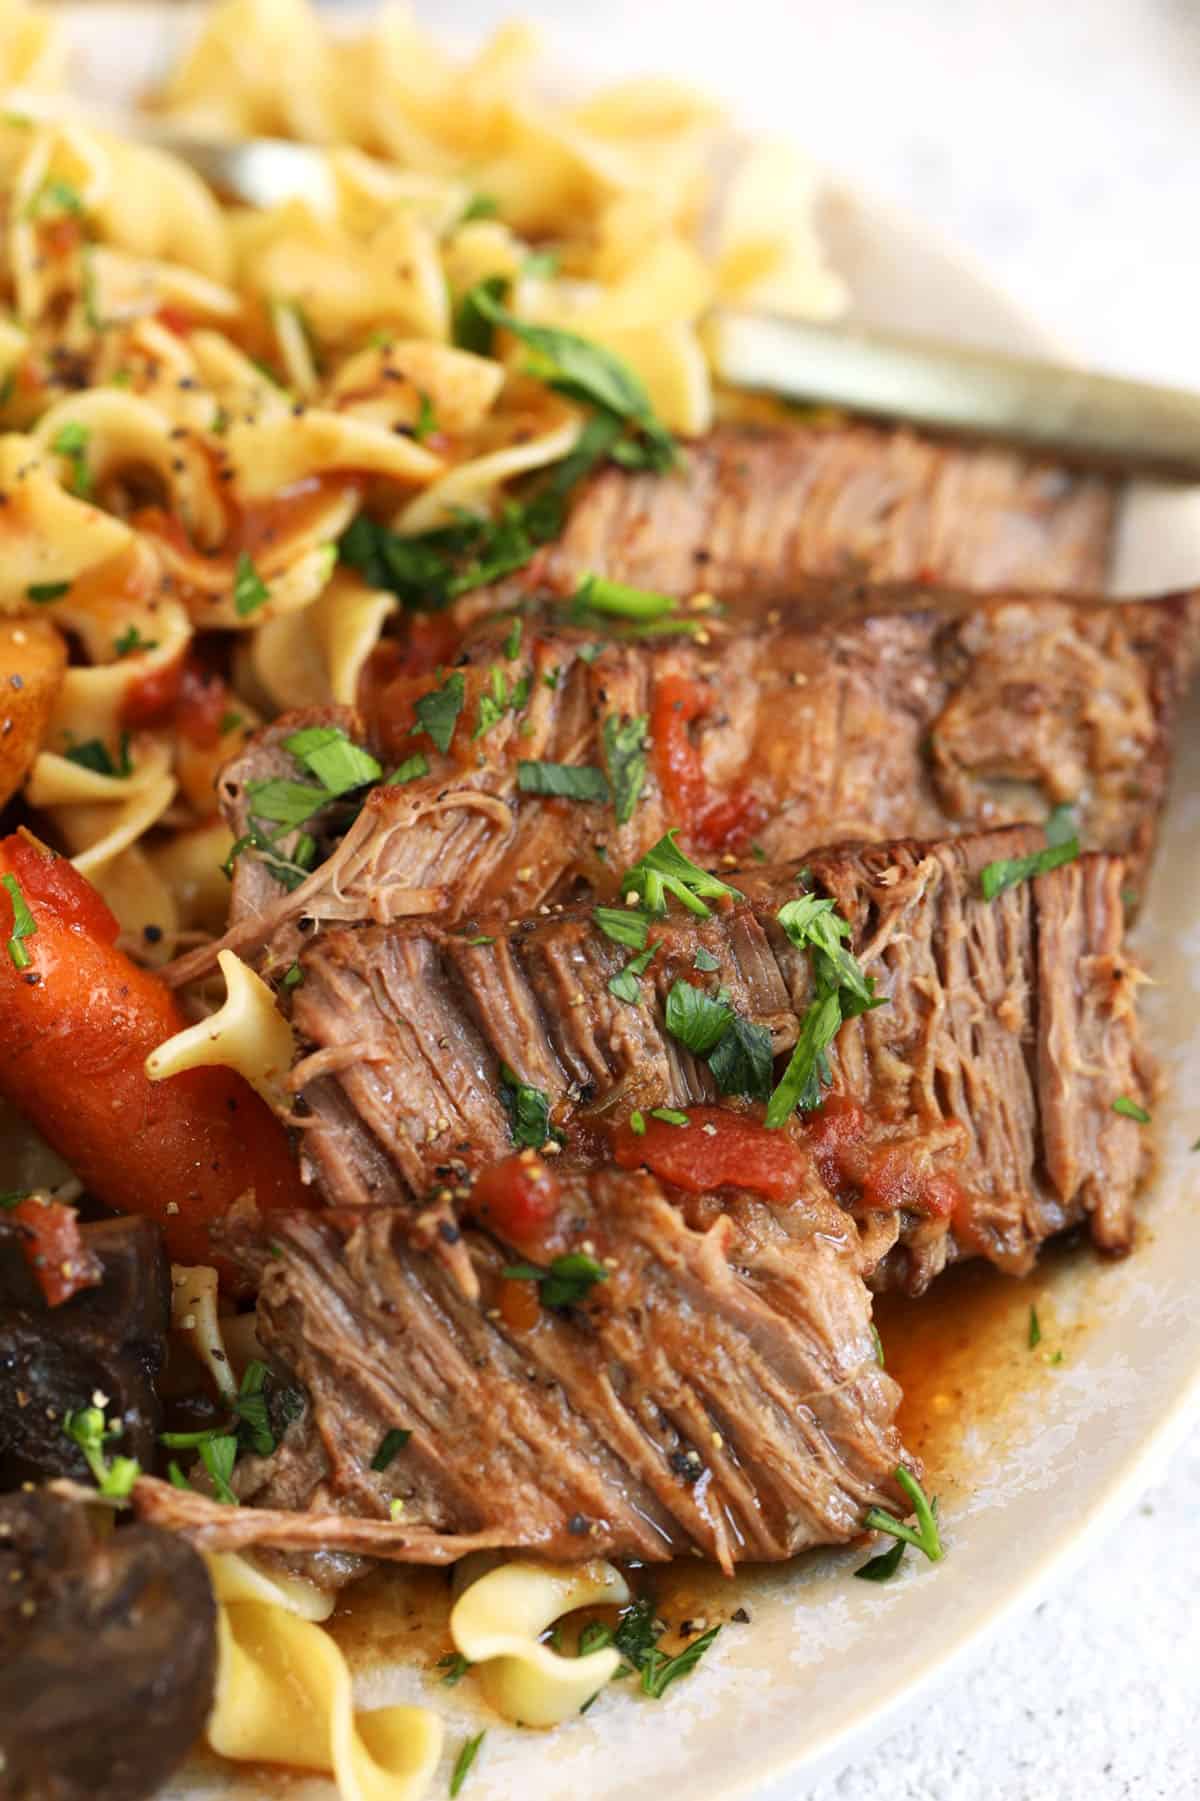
left=416, top=2, right=1200, bottom=1795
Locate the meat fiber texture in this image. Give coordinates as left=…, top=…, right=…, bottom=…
left=287, top=828, right=1154, bottom=1296
left=167, top=581, right=1198, bottom=992
left=133, top=1169, right=910, bottom=1571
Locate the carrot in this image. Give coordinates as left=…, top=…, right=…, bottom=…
left=0, top=833, right=310, bottom=1270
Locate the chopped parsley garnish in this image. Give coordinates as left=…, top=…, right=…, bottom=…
left=602, top=713, right=649, bottom=825
left=415, top=672, right=466, bottom=754
left=864, top=1467, right=944, bottom=1563
left=386, top=752, right=430, bottom=786
left=455, top=273, right=508, bottom=355
left=639, top=1626, right=721, bottom=1698
left=608, top=943, right=656, bottom=1005
left=284, top=724, right=382, bottom=794
left=473, top=665, right=518, bottom=739
left=413, top=391, right=437, bottom=442
left=64, top=735, right=133, bottom=779
left=1113, top=1094, right=1151, bottom=1123
left=199, top=1434, right=239, bottom=1505
left=281, top=963, right=304, bottom=990
left=594, top=904, right=650, bottom=951
left=160, top=1362, right=277, bottom=1473
left=449, top=1730, right=486, bottom=1798
left=498, top=1064, right=563, bottom=1150
left=766, top=891, right=884, bottom=1128
left=517, top=760, right=609, bottom=803
left=707, top=1015, right=774, bottom=1103
left=854, top=1536, right=907, bottom=1583
left=593, top=1599, right=719, bottom=1696
left=620, top=830, right=742, bottom=919
left=51, top=421, right=91, bottom=497
left=1028, top=1306, right=1042, bottom=1349
left=113, top=624, right=158, bottom=656
left=629, top=1109, right=646, bottom=1136
left=503, top=617, right=523, bottom=660
left=870, top=1323, right=885, bottom=1367
left=233, top=550, right=270, bottom=618
left=230, top=1360, right=276, bottom=1457
left=63, top=1404, right=139, bottom=1502
left=371, top=1427, right=412, bottom=1472
left=459, top=191, right=499, bottom=224
left=436, top=1652, right=472, bottom=1686
left=980, top=836, right=1080, bottom=901
left=222, top=826, right=314, bottom=892
left=501, top=1251, right=608, bottom=1309
left=572, top=573, right=677, bottom=623
left=468, top=287, right=677, bottom=471
left=665, top=980, right=735, bottom=1055
left=219, top=711, right=243, bottom=735
left=693, top=946, right=720, bottom=973
left=0, top=1190, right=31, bottom=1209
left=245, top=777, right=337, bottom=833
left=26, top=580, right=71, bottom=603
left=2, top=872, right=36, bottom=971
left=649, top=1107, right=689, bottom=1127
left=27, top=176, right=83, bottom=220
left=523, top=247, right=561, bottom=279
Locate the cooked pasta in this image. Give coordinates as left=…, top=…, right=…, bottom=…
left=449, top=1559, right=631, bottom=1726
left=146, top=947, right=296, bottom=1107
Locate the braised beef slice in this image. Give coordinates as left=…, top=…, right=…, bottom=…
left=134, top=1170, right=909, bottom=1569
left=172, top=583, right=1196, bottom=991
left=528, top=422, right=1120, bottom=606
left=0, top=1490, right=216, bottom=1801
left=0, top=1217, right=170, bottom=1489
left=289, top=828, right=1152, bottom=1293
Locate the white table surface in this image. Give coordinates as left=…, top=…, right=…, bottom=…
left=415, top=2, right=1200, bottom=1794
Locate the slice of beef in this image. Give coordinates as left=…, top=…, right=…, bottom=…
left=289, top=828, right=1153, bottom=1293
left=166, top=582, right=1197, bottom=986
left=0, top=1490, right=216, bottom=1801
left=133, top=1167, right=910, bottom=1571
left=0, top=1216, right=170, bottom=1489
left=526, top=423, right=1121, bottom=607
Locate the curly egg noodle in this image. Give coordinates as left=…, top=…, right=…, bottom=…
left=0, top=0, right=845, bottom=1789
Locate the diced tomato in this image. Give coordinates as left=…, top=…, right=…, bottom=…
left=471, top=1153, right=562, bottom=1242
left=801, top=1094, right=869, bottom=1192
left=359, top=619, right=468, bottom=760
left=8, top=1194, right=102, bottom=1308
left=120, top=651, right=185, bottom=729
left=175, top=659, right=231, bottom=750
left=651, top=674, right=766, bottom=856
left=156, top=305, right=194, bottom=338
left=915, top=1171, right=965, bottom=1221
left=498, top=1275, right=541, bottom=1332
left=804, top=1096, right=963, bottom=1220
left=613, top=1104, right=808, bottom=1203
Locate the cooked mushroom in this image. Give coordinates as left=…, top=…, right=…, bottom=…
left=0, top=1490, right=217, bottom=1801
left=0, top=1216, right=170, bottom=1489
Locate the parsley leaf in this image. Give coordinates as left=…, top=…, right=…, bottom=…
left=113, top=624, right=158, bottom=656
left=665, top=979, right=735, bottom=1056
left=51, top=421, right=91, bottom=497
left=593, top=904, right=650, bottom=951
left=371, top=1427, right=412, bottom=1472
left=620, top=830, right=742, bottom=919
left=602, top=713, right=649, bottom=825
left=26, top=580, right=71, bottom=603
left=455, top=273, right=508, bottom=355
left=707, top=1015, right=774, bottom=1103
left=1028, top=1306, right=1042, bottom=1350
left=450, top=1730, right=486, bottom=1798
left=415, top=671, right=466, bottom=753
left=233, top=550, right=270, bottom=618
left=764, top=989, right=843, bottom=1127
left=640, top=1625, right=720, bottom=1698
left=63, top=735, right=132, bottom=779
left=2, top=872, right=36, bottom=971
left=649, top=1107, right=689, bottom=1127
left=459, top=191, right=499, bottom=224
left=502, top=1252, right=608, bottom=1309
left=413, top=391, right=437, bottom=442
left=573, top=573, right=677, bottom=622
left=498, top=1064, right=562, bottom=1150
left=517, top=760, right=609, bottom=803
left=608, top=943, right=656, bottom=1005
left=198, top=1434, right=239, bottom=1505
left=63, top=1404, right=139, bottom=1502
left=693, top=946, right=720, bottom=973
left=863, top=1467, right=944, bottom=1563
left=386, top=752, right=430, bottom=786
left=980, top=837, right=1080, bottom=901
left=437, top=1652, right=473, bottom=1686
left=776, top=895, right=879, bottom=1017
left=282, top=724, right=382, bottom=794
left=1113, top=1094, right=1151, bottom=1123
left=854, top=1537, right=907, bottom=1583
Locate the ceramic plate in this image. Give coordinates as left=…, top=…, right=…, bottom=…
left=47, top=10, right=1200, bottom=1797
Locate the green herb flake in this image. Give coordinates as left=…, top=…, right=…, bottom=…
left=371, top=1427, right=412, bottom=1472
left=854, top=1537, right=907, bottom=1583
left=517, top=760, right=609, bottom=803
left=386, top=752, right=431, bottom=786
left=502, top=1251, right=609, bottom=1310
left=413, top=391, right=438, bottom=442
left=27, top=176, right=84, bottom=220
left=707, top=1016, right=774, bottom=1103
left=693, top=946, right=720, bottom=972
left=113, top=624, right=158, bottom=656
left=283, top=724, right=382, bottom=795
left=620, top=830, right=742, bottom=920
left=522, top=247, right=561, bottom=279
left=764, top=989, right=842, bottom=1128
left=415, top=672, right=466, bottom=754
left=602, top=712, right=649, bottom=825
left=1044, top=803, right=1077, bottom=847
left=573, top=572, right=676, bottom=623
left=281, top=963, right=304, bottom=990
left=870, top=1323, right=885, bottom=1368
left=2, top=872, right=36, bottom=971
left=219, top=711, right=244, bottom=736
left=459, top=191, right=499, bottom=224
left=593, top=904, right=649, bottom=951
left=437, top=1652, right=473, bottom=1686
left=233, top=550, right=270, bottom=618
left=629, top=1109, right=646, bottom=1136
left=498, top=1064, right=563, bottom=1151
left=51, top=421, right=91, bottom=497
left=449, top=1730, right=486, bottom=1798
left=198, top=1433, right=239, bottom=1506
left=1028, top=1305, right=1042, bottom=1350
left=26, top=580, right=71, bottom=603
left=863, top=1467, right=943, bottom=1563
left=639, top=1625, right=721, bottom=1699
left=63, top=1404, right=140, bottom=1502
left=608, top=943, right=656, bottom=1006
left=980, top=837, right=1080, bottom=901
left=665, top=978, right=735, bottom=1056
left=503, top=617, right=523, bottom=660
left=649, top=1107, right=689, bottom=1127
left=1113, top=1094, right=1151, bottom=1124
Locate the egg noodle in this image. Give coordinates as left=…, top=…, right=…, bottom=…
left=0, top=0, right=844, bottom=1791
